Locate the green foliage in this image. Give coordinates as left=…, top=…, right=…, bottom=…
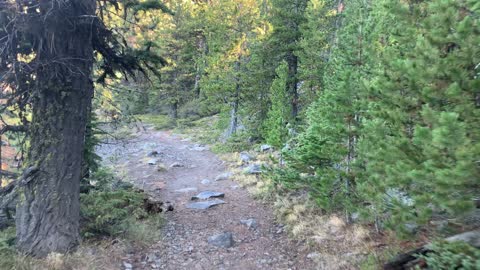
left=263, top=61, right=292, bottom=148
left=419, top=241, right=480, bottom=270
left=80, top=190, right=148, bottom=238
left=83, top=112, right=103, bottom=176
left=357, top=0, right=480, bottom=230
left=278, top=0, right=374, bottom=212
left=0, top=227, right=16, bottom=270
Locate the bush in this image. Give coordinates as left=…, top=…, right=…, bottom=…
left=419, top=241, right=480, bottom=270
left=80, top=190, right=148, bottom=238
left=86, top=167, right=134, bottom=192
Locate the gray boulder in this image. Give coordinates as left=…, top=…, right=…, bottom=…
left=244, top=164, right=262, bottom=174
left=260, top=144, right=272, bottom=152
left=208, top=232, right=234, bottom=248
left=240, top=218, right=258, bottom=229
left=148, top=159, right=158, bottom=165
left=192, top=191, right=225, bottom=200
left=240, top=152, right=252, bottom=163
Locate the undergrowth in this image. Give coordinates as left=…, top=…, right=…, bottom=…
left=0, top=166, right=163, bottom=269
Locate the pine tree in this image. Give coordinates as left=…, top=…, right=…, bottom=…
left=283, top=0, right=375, bottom=211
left=269, top=0, right=308, bottom=120
left=358, top=0, right=480, bottom=232
left=263, top=61, right=292, bottom=148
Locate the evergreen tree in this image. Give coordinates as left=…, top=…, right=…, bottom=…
left=358, top=0, right=480, bottom=231
left=264, top=61, right=292, bottom=148
left=269, top=0, right=308, bottom=120
left=283, top=0, right=375, bottom=211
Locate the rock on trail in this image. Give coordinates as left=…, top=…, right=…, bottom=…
left=186, top=199, right=226, bottom=210
left=191, top=191, right=225, bottom=200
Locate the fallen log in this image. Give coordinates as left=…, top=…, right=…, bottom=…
left=384, top=230, right=480, bottom=270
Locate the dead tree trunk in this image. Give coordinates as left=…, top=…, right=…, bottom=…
left=15, top=0, right=95, bottom=257
left=226, top=60, right=241, bottom=138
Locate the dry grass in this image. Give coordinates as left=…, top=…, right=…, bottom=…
left=2, top=240, right=130, bottom=270
left=216, top=149, right=379, bottom=269
left=272, top=194, right=378, bottom=269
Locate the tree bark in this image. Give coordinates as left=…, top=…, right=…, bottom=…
left=15, top=0, right=95, bottom=257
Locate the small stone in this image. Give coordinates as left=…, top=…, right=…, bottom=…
left=307, top=253, right=321, bottom=259
left=240, top=152, right=252, bottom=163
left=260, top=144, right=272, bottom=152
left=186, top=199, right=225, bottom=210
left=170, top=162, right=184, bottom=168
left=215, top=172, right=233, bottom=181
left=147, top=151, right=159, bottom=157
left=240, top=218, right=258, bottom=229
left=208, top=232, right=234, bottom=248
left=192, top=191, right=225, bottom=200
left=148, top=159, right=158, bottom=165
left=201, top=179, right=211, bottom=185
left=123, top=262, right=133, bottom=269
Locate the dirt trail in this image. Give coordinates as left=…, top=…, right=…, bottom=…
left=97, top=125, right=315, bottom=270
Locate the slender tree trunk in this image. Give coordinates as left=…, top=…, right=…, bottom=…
left=286, top=51, right=299, bottom=120
left=226, top=60, right=241, bottom=138
left=194, top=34, right=207, bottom=98
left=15, top=0, right=95, bottom=257
left=170, top=101, right=178, bottom=120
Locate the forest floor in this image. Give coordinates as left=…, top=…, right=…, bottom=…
left=97, top=123, right=318, bottom=270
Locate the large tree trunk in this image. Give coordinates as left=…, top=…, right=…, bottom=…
left=15, top=0, right=95, bottom=257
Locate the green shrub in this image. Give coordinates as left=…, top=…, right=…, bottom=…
left=80, top=190, right=148, bottom=238
left=85, top=167, right=134, bottom=192
left=419, top=241, right=480, bottom=270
